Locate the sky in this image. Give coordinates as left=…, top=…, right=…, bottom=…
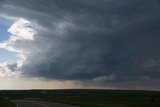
left=0, top=0, right=160, bottom=90
left=0, top=17, right=17, bottom=63
left=0, top=16, right=11, bottom=41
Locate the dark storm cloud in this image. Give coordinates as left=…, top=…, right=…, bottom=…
left=0, top=0, right=160, bottom=89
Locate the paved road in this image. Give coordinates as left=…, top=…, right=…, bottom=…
left=12, top=100, right=78, bottom=107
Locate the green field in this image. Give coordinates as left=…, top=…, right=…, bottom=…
left=0, top=95, right=16, bottom=107
left=0, top=89, right=160, bottom=107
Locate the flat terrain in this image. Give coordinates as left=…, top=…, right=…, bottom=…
left=0, top=97, right=16, bottom=107
left=13, top=100, right=78, bottom=107
left=1, top=89, right=160, bottom=107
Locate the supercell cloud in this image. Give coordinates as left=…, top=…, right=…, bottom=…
left=0, top=0, right=160, bottom=90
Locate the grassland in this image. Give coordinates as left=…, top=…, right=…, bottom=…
left=0, top=89, right=160, bottom=107
left=0, top=95, right=16, bottom=107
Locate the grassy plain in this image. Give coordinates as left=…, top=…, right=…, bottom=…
left=0, top=95, right=16, bottom=107
left=0, top=89, right=160, bottom=107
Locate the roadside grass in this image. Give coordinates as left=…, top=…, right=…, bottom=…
left=45, top=100, right=160, bottom=107
left=70, top=102, right=160, bottom=107
left=40, top=90, right=160, bottom=107
left=0, top=99, right=16, bottom=107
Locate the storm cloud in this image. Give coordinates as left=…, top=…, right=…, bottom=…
left=0, top=0, right=160, bottom=89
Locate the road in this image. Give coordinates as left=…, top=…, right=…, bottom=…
left=12, top=100, right=78, bottom=107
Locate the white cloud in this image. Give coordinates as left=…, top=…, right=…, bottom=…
left=0, top=62, right=20, bottom=79
left=0, top=18, right=36, bottom=53
left=0, top=17, right=36, bottom=80
left=93, top=74, right=116, bottom=82
left=8, top=18, right=36, bottom=40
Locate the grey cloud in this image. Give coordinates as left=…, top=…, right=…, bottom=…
left=0, top=0, right=160, bottom=89
left=6, top=62, right=18, bottom=72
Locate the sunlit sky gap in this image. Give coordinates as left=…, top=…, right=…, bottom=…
left=0, top=16, right=17, bottom=63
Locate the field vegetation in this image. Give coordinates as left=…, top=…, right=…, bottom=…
left=0, top=89, right=160, bottom=107
left=0, top=95, right=16, bottom=107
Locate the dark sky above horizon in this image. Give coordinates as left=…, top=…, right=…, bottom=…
left=0, top=0, right=160, bottom=90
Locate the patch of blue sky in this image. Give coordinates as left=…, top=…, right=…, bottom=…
left=0, top=16, right=12, bottom=42
left=0, top=17, right=17, bottom=63
left=0, top=49, right=18, bottom=63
